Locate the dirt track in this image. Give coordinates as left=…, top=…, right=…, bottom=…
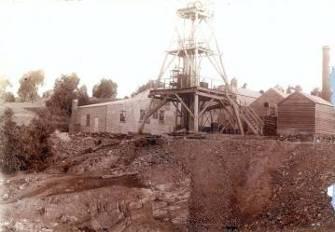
left=1, top=134, right=335, bottom=231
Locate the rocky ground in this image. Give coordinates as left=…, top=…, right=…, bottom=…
left=0, top=133, right=335, bottom=231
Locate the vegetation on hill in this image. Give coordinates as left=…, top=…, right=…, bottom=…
left=92, top=78, right=118, bottom=99
left=18, top=70, right=44, bottom=102
left=0, top=108, right=54, bottom=174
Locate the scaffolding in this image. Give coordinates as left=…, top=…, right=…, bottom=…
left=139, top=1, right=263, bottom=135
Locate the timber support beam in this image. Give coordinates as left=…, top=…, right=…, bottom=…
left=138, top=97, right=168, bottom=134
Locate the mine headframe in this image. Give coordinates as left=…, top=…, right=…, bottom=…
left=139, top=1, right=263, bottom=135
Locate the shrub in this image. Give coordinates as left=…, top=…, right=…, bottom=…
left=2, top=92, right=15, bottom=102
left=0, top=108, right=55, bottom=174
left=0, top=108, right=23, bottom=173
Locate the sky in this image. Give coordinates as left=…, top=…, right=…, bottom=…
left=1, top=0, right=335, bottom=97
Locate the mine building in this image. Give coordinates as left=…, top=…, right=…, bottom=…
left=250, top=88, right=287, bottom=118
left=70, top=90, right=176, bottom=134
left=277, top=91, right=335, bottom=136
left=249, top=88, right=288, bottom=135
left=71, top=1, right=265, bottom=136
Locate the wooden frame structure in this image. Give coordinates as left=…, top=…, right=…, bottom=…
left=139, top=1, right=263, bottom=135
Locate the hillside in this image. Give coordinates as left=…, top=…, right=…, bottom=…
left=0, top=134, right=335, bottom=231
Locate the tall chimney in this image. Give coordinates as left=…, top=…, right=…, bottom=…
left=322, top=45, right=332, bottom=101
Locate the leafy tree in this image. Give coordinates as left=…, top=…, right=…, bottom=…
left=0, top=108, right=54, bottom=174
left=0, top=77, right=11, bottom=96
left=92, top=78, right=117, bottom=99
left=294, top=85, right=303, bottom=92
left=18, top=70, right=44, bottom=102
left=131, top=80, right=157, bottom=97
left=311, top=87, right=321, bottom=96
left=46, top=73, right=80, bottom=117
left=42, top=90, right=53, bottom=99
left=77, top=85, right=89, bottom=106
left=286, top=85, right=295, bottom=94
left=274, top=85, right=285, bottom=93
left=3, top=92, right=15, bottom=102
left=0, top=108, right=22, bottom=173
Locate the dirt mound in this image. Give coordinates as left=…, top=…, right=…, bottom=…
left=165, top=136, right=335, bottom=231
left=1, top=134, right=190, bottom=231
left=1, top=134, right=335, bottom=231
left=243, top=143, right=335, bottom=231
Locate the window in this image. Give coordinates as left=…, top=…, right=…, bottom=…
left=120, top=111, right=126, bottom=122
left=153, top=111, right=158, bottom=119
left=86, top=114, right=90, bottom=126
left=139, top=109, right=150, bottom=124
left=159, top=110, right=165, bottom=122
left=140, top=109, right=145, bottom=121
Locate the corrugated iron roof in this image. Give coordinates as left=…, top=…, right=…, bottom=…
left=270, top=88, right=288, bottom=98
left=278, top=91, right=334, bottom=107
left=78, top=89, right=150, bottom=108
left=300, top=92, right=334, bottom=106
left=236, top=88, right=261, bottom=99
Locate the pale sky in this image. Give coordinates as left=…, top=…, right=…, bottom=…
left=1, top=0, right=335, bottom=97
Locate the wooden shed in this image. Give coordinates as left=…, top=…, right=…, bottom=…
left=250, top=88, right=287, bottom=117
left=249, top=88, right=287, bottom=135
left=277, top=92, right=335, bottom=135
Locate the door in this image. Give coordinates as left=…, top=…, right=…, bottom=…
left=93, top=117, right=99, bottom=132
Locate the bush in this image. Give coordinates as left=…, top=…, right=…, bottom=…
left=92, top=78, right=117, bottom=99
left=46, top=73, right=88, bottom=131
left=2, top=92, right=15, bottom=102
left=0, top=108, right=55, bottom=174
left=0, top=109, right=22, bottom=173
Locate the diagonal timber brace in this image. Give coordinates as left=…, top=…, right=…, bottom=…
left=138, top=97, right=168, bottom=133
left=174, top=93, right=194, bottom=119
left=219, top=98, right=244, bottom=135
left=199, top=98, right=216, bottom=117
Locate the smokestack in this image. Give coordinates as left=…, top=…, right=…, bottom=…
left=322, top=45, right=332, bottom=101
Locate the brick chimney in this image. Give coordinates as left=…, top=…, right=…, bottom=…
left=321, top=46, right=332, bottom=101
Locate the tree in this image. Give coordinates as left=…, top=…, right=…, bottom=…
left=3, top=92, right=15, bottom=102
left=18, top=70, right=44, bottom=102
left=274, top=85, right=285, bottom=93
left=294, top=85, right=303, bottom=92
left=311, top=87, right=321, bottom=96
left=0, top=107, right=54, bottom=173
left=131, top=80, right=157, bottom=97
left=46, top=73, right=80, bottom=117
left=286, top=85, right=295, bottom=94
left=77, top=85, right=89, bottom=106
left=0, top=77, right=12, bottom=102
left=42, top=90, right=53, bottom=99
left=0, top=108, right=22, bottom=173
left=92, top=78, right=117, bottom=99
left=0, top=77, right=11, bottom=96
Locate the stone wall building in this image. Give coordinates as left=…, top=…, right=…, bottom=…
left=70, top=90, right=176, bottom=134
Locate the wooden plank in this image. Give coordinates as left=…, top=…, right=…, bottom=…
left=174, top=93, right=194, bottom=119
left=194, top=94, right=199, bottom=132
left=138, top=97, right=168, bottom=133
left=199, top=98, right=216, bottom=116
